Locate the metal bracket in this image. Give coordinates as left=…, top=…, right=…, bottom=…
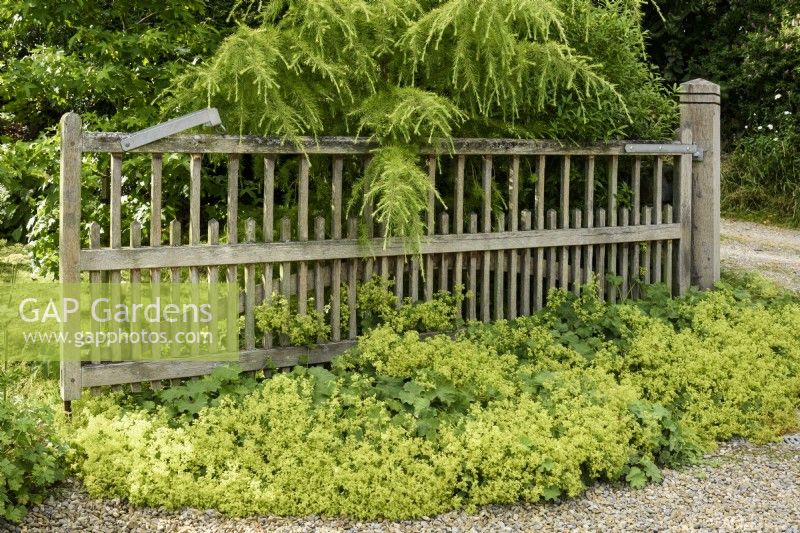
left=624, top=143, right=704, bottom=161
left=120, top=108, right=223, bottom=151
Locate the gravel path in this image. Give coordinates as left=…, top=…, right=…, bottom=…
left=4, top=438, right=800, bottom=532
left=721, top=218, right=800, bottom=291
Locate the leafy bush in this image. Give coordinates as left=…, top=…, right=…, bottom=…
left=66, top=275, right=800, bottom=519
left=0, top=400, right=65, bottom=523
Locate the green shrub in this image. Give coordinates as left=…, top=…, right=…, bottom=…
left=67, top=276, right=800, bottom=519
left=0, top=400, right=65, bottom=523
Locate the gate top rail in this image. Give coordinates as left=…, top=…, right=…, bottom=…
left=81, top=131, right=697, bottom=157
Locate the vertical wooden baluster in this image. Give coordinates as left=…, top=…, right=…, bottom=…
left=297, top=156, right=309, bottom=314
left=607, top=155, right=619, bottom=304
left=59, top=113, right=82, bottom=403
left=439, top=213, right=449, bottom=293
left=207, top=219, right=220, bottom=367
left=676, top=128, right=693, bottom=296
left=653, top=156, right=664, bottom=283
left=363, top=156, right=374, bottom=281
left=534, top=155, right=546, bottom=310
left=425, top=155, right=436, bottom=300
left=620, top=209, right=630, bottom=300
left=279, top=218, right=292, bottom=346
left=189, top=154, right=202, bottom=284
left=330, top=157, right=343, bottom=340
left=454, top=155, right=465, bottom=313
left=468, top=213, right=478, bottom=321
left=481, top=156, right=493, bottom=322
left=109, top=153, right=122, bottom=363
left=664, top=205, right=674, bottom=291
left=520, top=210, right=532, bottom=316
left=410, top=257, right=420, bottom=303
left=89, top=223, right=102, bottom=367
left=571, top=209, right=582, bottom=295
left=224, top=158, right=239, bottom=365
left=149, top=154, right=163, bottom=387
left=130, top=221, right=142, bottom=373
left=559, top=156, right=570, bottom=289
left=262, top=155, right=275, bottom=349
left=169, top=220, right=181, bottom=362
left=314, top=217, right=326, bottom=339
left=631, top=157, right=641, bottom=297
left=244, top=220, right=256, bottom=351
left=584, top=156, right=595, bottom=283
left=643, top=207, right=652, bottom=285
left=188, top=155, right=202, bottom=364
left=376, top=221, right=389, bottom=279
left=347, top=218, right=358, bottom=339
left=494, top=212, right=505, bottom=321
left=508, top=156, right=519, bottom=319
left=546, top=210, right=558, bottom=293
left=395, top=254, right=404, bottom=307
left=595, top=210, right=606, bottom=301
left=226, top=153, right=239, bottom=287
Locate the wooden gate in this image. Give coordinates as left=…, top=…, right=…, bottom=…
left=58, top=79, right=720, bottom=402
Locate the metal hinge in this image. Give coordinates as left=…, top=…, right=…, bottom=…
left=625, top=143, right=704, bottom=161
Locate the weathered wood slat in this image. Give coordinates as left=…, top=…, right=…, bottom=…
left=439, top=213, right=450, bottom=293
left=653, top=156, right=664, bottom=283
left=347, top=219, right=358, bottom=339
left=508, top=156, right=519, bottom=319
left=520, top=210, right=532, bottom=316
left=643, top=207, right=653, bottom=284
left=297, top=156, right=309, bottom=315
left=82, top=132, right=694, bottom=156
left=559, top=156, right=570, bottom=290
left=595, top=209, right=606, bottom=300
left=571, top=209, right=582, bottom=295
left=314, top=217, right=326, bottom=339
left=534, top=155, right=546, bottom=310
left=425, top=156, right=436, bottom=300
left=494, top=212, right=505, bottom=321
left=620, top=208, right=630, bottom=299
left=279, top=218, right=292, bottom=346
left=664, top=205, right=674, bottom=292
left=607, top=156, right=619, bottom=303
left=454, top=155, right=465, bottom=316
left=583, top=155, right=595, bottom=284
left=481, top=156, right=492, bottom=323
left=262, top=155, right=275, bottom=348
left=547, top=210, right=558, bottom=292
left=330, top=157, right=343, bottom=340
left=631, top=156, right=642, bottom=298
left=130, top=222, right=142, bottom=364
left=468, top=213, right=478, bottom=321
left=227, top=155, right=239, bottom=286
left=676, top=128, right=693, bottom=296
left=81, top=223, right=681, bottom=271
left=89, top=222, right=102, bottom=365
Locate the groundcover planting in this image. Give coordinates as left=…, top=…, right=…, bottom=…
left=66, top=275, right=800, bottom=519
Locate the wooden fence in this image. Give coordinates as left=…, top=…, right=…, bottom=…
left=58, top=79, right=720, bottom=402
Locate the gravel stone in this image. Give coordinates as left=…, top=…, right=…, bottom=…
left=2, top=439, right=799, bottom=532
left=720, top=218, right=800, bottom=291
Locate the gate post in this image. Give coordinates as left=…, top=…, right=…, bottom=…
left=60, top=112, right=82, bottom=404
left=679, top=79, right=721, bottom=289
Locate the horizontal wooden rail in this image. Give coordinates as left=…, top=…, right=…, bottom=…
left=82, top=132, right=694, bottom=156
left=80, top=342, right=354, bottom=387
left=79, top=224, right=680, bottom=271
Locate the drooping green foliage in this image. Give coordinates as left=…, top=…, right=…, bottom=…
left=166, top=0, right=676, bottom=252
left=66, top=274, right=800, bottom=519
